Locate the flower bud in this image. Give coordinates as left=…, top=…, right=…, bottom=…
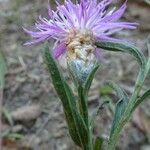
left=67, top=30, right=97, bottom=85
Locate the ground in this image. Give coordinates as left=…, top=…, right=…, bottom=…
left=0, top=0, right=150, bottom=150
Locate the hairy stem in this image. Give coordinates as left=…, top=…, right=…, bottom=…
left=0, top=90, right=3, bottom=150
left=78, top=86, right=93, bottom=150
left=108, top=67, right=147, bottom=150
left=78, top=86, right=89, bottom=126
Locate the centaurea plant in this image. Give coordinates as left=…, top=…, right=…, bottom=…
left=24, top=0, right=150, bottom=150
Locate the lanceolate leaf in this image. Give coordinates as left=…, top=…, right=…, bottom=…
left=147, top=34, right=150, bottom=56
left=78, top=85, right=88, bottom=126
left=0, top=50, right=7, bottom=89
left=84, top=63, right=99, bottom=95
left=107, top=81, right=128, bottom=100
left=43, top=45, right=88, bottom=147
left=95, top=41, right=146, bottom=68
left=96, top=42, right=147, bottom=131
left=110, top=98, right=127, bottom=135
left=131, top=34, right=150, bottom=112
left=132, top=88, right=150, bottom=112
left=77, top=64, right=99, bottom=126
left=94, top=137, right=103, bottom=150
left=0, top=50, right=7, bottom=150
left=107, top=81, right=128, bottom=136
left=146, top=34, right=150, bottom=75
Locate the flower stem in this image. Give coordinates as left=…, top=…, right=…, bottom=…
left=108, top=67, right=147, bottom=150
left=78, top=86, right=93, bottom=150
left=78, top=86, right=89, bottom=125
left=107, top=109, right=131, bottom=150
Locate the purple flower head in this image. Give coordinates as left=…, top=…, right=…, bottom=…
left=24, top=0, right=138, bottom=59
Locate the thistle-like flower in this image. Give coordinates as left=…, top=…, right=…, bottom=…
left=24, top=0, right=137, bottom=83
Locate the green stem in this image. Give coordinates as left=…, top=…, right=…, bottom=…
left=108, top=99, right=135, bottom=150
left=108, top=117, right=128, bottom=150
left=108, top=67, right=147, bottom=150
left=78, top=86, right=93, bottom=150
left=108, top=92, right=140, bottom=150
left=78, top=86, right=89, bottom=125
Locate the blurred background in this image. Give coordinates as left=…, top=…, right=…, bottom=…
left=0, top=0, right=150, bottom=150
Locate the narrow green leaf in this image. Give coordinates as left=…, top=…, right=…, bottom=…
left=64, top=82, right=89, bottom=148
left=7, top=133, right=24, bottom=139
left=68, top=61, right=99, bottom=131
left=94, top=137, right=103, bottom=150
left=111, top=98, right=127, bottom=135
left=78, top=64, right=99, bottom=127
left=100, top=85, right=113, bottom=96
left=147, top=34, right=150, bottom=56
left=106, top=40, right=148, bottom=150
left=2, top=108, right=14, bottom=126
left=146, top=34, right=150, bottom=75
left=95, top=41, right=146, bottom=68
left=107, top=81, right=128, bottom=136
left=131, top=34, right=150, bottom=114
left=78, top=85, right=88, bottom=126
left=132, top=88, right=150, bottom=112
left=44, top=47, right=75, bottom=106
left=43, top=45, right=88, bottom=147
left=0, top=50, right=7, bottom=89
left=84, top=64, right=99, bottom=95
left=107, top=81, right=128, bottom=101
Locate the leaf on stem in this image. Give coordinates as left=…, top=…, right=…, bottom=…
left=78, top=85, right=88, bottom=126
left=100, top=85, right=114, bottom=96
left=95, top=41, right=146, bottom=69
left=83, top=63, right=99, bottom=95
left=146, top=34, right=150, bottom=75
left=2, top=108, right=14, bottom=126
left=0, top=50, right=7, bottom=89
left=94, top=137, right=103, bottom=150
left=147, top=34, right=150, bottom=56
left=106, top=81, right=128, bottom=137
left=132, top=88, right=150, bottom=112
left=43, top=44, right=88, bottom=147
left=131, top=34, right=150, bottom=112
left=77, top=63, right=99, bottom=126
left=95, top=41, right=148, bottom=137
